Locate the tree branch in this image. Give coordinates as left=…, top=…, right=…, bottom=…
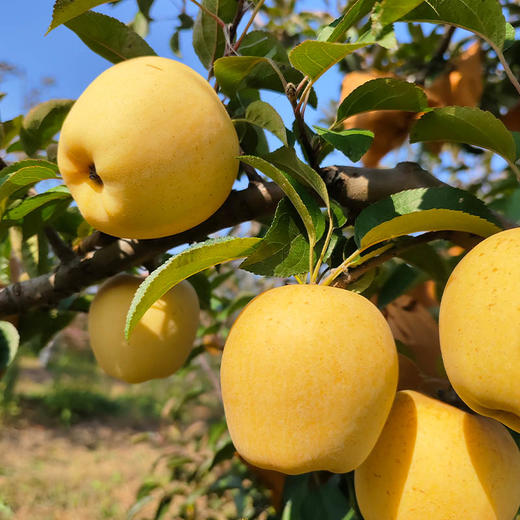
left=332, top=231, right=482, bottom=289
left=320, top=161, right=442, bottom=214
left=44, top=226, right=76, bottom=264
left=0, top=161, right=507, bottom=316
left=415, top=25, right=456, bottom=86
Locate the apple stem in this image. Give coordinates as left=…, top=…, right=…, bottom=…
left=88, top=164, right=103, bottom=185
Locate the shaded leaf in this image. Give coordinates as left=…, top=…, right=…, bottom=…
left=0, top=116, right=23, bottom=149
left=125, top=237, right=260, bottom=339
left=137, top=0, right=154, bottom=20
left=66, top=11, right=156, bottom=63
left=401, top=0, right=507, bottom=50
left=264, top=147, right=330, bottom=208
left=214, top=56, right=316, bottom=107
left=239, top=156, right=317, bottom=245
left=336, top=77, right=428, bottom=125
left=240, top=198, right=319, bottom=277
left=0, top=321, right=19, bottom=375
left=410, top=107, right=517, bottom=164
left=319, top=0, right=376, bottom=42
left=378, top=263, right=422, bottom=308
left=192, top=0, right=236, bottom=68
left=236, top=100, right=288, bottom=146
left=0, top=161, right=60, bottom=217
left=355, top=186, right=502, bottom=249
left=239, top=30, right=289, bottom=62
left=375, top=0, right=423, bottom=26
left=20, top=99, right=74, bottom=156
left=398, top=242, right=448, bottom=283
left=281, top=474, right=351, bottom=520
left=314, top=126, right=374, bottom=162
left=4, top=186, right=71, bottom=221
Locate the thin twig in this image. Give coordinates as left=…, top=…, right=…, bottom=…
left=229, top=0, right=246, bottom=42
left=188, top=0, right=227, bottom=28
left=332, top=231, right=482, bottom=289
left=234, top=0, right=266, bottom=51
left=495, top=45, right=520, bottom=96
left=287, top=83, right=320, bottom=170
left=44, top=227, right=76, bottom=263
left=415, top=26, right=456, bottom=85
left=241, top=161, right=263, bottom=182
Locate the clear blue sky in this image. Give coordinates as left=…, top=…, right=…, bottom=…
left=0, top=1, right=481, bottom=171
left=0, top=0, right=360, bottom=168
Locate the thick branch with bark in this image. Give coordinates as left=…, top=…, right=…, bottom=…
left=0, top=162, right=493, bottom=316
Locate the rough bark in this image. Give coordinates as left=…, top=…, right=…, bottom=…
left=0, top=162, right=499, bottom=316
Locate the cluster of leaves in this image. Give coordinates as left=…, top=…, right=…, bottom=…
left=1, top=0, right=520, bottom=518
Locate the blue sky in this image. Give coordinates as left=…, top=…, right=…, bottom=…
left=0, top=0, right=360, bottom=168
left=0, top=1, right=494, bottom=174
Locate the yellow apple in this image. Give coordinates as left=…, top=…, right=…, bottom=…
left=355, top=390, right=520, bottom=520
left=439, top=228, right=520, bottom=431
left=88, top=274, right=199, bottom=383
left=220, top=284, right=398, bottom=475
left=58, top=56, right=239, bottom=239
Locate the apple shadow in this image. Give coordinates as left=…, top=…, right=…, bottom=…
left=355, top=392, right=417, bottom=520
left=463, top=414, right=520, bottom=520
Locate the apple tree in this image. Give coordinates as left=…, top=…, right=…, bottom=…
left=2, top=0, right=520, bottom=518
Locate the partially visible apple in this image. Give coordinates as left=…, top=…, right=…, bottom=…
left=88, top=274, right=199, bottom=383
left=440, top=228, right=520, bottom=432
left=355, top=390, right=520, bottom=520
left=58, top=56, right=239, bottom=239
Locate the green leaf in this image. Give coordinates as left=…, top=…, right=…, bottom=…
left=314, top=126, right=374, bottom=162
left=281, top=475, right=351, bottom=520
left=357, top=20, right=397, bottom=50
left=319, top=0, right=376, bottom=43
left=4, top=186, right=71, bottom=221
left=20, top=99, right=74, bottom=156
left=125, top=237, right=260, bottom=339
left=354, top=186, right=502, bottom=249
left=137, top=0, right=154, bottom=20
left=129, top=11, right=150, bottom=38
left=376, top=0, right=423, bottom=26
left=65, top=11, right=157, bottom=63
left=336, top=77, right=428, bottom=125
left=398, top=242, right=448, bottom=283
left=0, top=321, right=19, bottom=375
left=192, top=0, right=236, bottom=68
left=214, top=56, right=314, bottom=105
left=0, top=116, right=23, bottom=149
left=489, top=188, right=520, bottom=223
left=0, top=159, right=59, bottom=178
left=410, top=107, right=517, bottom=165
left=504, top=23, right=515, bottom=51
left=240, top=198, right=322, bottom=277
left=47, top=0, right=112, bottom=32
left=18, top=308, right=75, bottom=353
left=511, top=131, right=520, bottom=162
left=236, top=101, right=288, bottom=146
left=264, top=147, right=330, bottom=209
left=377, top=263, right=423, bottom=308
left=239, top=155, right=317, bottom=245
left=239, top=30, right=289, bottom=63
left=0, top=161, right=60, bottom=217
left=289, top=40, right=371, bottom=82
left=401, top=0, right=507, bottom=50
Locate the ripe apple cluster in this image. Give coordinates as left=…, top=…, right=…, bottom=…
left=60, top=57, right=520, bottom=519
left=223, top=231, right=520, bottom=519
